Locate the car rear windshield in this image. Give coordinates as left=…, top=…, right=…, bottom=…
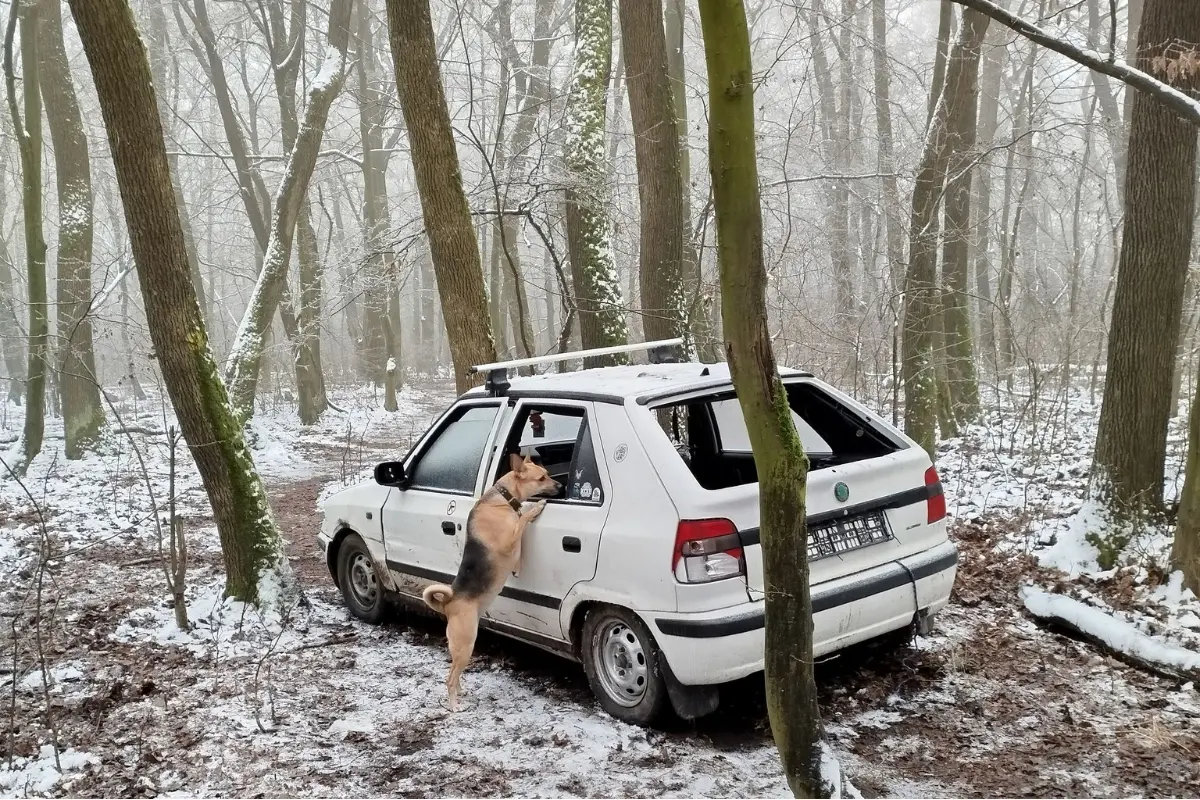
left=653, top=382, right=903, bottom=490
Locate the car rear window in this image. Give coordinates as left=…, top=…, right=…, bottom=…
left=653, top=382, right=903, bottom=491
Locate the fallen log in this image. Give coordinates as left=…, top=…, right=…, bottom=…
left=1020, top=586, right=1200, bottom=685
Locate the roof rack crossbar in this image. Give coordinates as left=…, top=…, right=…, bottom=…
left=470, top=337, right=685, bottom=376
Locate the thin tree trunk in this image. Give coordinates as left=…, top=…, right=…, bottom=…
left=386, top=0, right=497, bottom=390
left=927, top=0, right=953, bottom=126
left=39, top=0, right=105, bottom=458
left=295, top=205, right=328, bottom=424
left=5, top=0, right=47, bottom=469
left=1174, top=358, right=1200, bottom=594
left=564, top=0, right=629, bottom=367
left=1093, top=0, right=1200, bottom=517
left=618, top=0, right=686, bottom=343
left=0, top=230, right=22, bottom=405
left=902, top=10, right=990, bottom=457
left=697, top=0, right=833, bottom=795
left=68, top=0, right=290, bottom=605
left=972, top=18, right=1005, bottom=367
left=224, top=0, right=354, bottom=420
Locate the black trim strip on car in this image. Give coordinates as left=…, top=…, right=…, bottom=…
left=385, top=559, right=563, bottom=610
left=737, top=481, right=943, bottom=548
left=386, top=591, right=576, bottom=658
left=654, top=544, right=958, bottom=639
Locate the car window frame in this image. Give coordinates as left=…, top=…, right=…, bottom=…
left=402, top=399, right=507, bottom=497
left=487, top=398, right=609, bottom=508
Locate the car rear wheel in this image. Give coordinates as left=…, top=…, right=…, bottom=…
left=581, top=606, right=667, bottom=725
left=337, top=533, right=386, bottom=624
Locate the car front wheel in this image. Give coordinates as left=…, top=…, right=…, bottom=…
left=581, top=606, right=667, bottom=725
left=337, top=533, right=386, bottom=624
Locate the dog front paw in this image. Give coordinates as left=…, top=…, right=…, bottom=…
left=525, top=500, right=547, bottom=520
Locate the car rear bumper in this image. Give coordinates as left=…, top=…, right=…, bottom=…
left=645, top=539, right=958, bottom=685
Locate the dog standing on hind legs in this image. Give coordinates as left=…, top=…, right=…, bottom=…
left=421, top=453, right=560, bottom=711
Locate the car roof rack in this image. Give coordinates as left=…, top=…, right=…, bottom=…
left=471, top=338, right=686, bottom=397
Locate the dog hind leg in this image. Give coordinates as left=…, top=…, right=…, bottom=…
left=444, top=608, right=479, bottom=712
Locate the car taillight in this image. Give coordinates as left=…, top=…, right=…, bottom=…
left=673, top=519, right=745, bottom=583
left=925, top=466, right=946, bottom=524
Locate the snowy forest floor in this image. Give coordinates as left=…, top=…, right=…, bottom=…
left=2, top=374, right=1200, bottom=798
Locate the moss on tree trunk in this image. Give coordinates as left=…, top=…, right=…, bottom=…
left=697, top=0, right=830, bottom=794
left=67, top=0, right=289, bottom=606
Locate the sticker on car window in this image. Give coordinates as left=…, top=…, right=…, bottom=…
left=613, top=444, right=628, bottom=463
left=591, top=487, right=601, bottom=502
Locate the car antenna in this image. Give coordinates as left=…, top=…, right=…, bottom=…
left=471, top=338, right=686, bottom=397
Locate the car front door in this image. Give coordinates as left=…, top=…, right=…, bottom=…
left=382, top=401, right=505, bottom=596
left=481, top=399, right=612, bottom=641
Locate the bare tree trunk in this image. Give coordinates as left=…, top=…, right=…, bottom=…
left=224, top=0, right=354, bottom=420
left=39, top=0, right=105, bottom=458
left=386, top=0, right=497, bottom=390
left=699, top=0, right=838, bottom=794
left=927, top=0, right=953, bottom=125
left=564, top=0, right=628, bottom=366
left=68, top=0, right=290, bottom=605
left=146, top=0, right=207, bottom=321
left=5, top=0, right=47, bottom=469
left=902, top=9, right=990, bottom=457
left=357, top=4, right=397, bottom=386
left=971, top=18, right=1005, bottom=367
left=1174, top=359, right=1200, bottom=594
left=618, top=0, right=686, bottom=343
left=295, top=206, right=328, bottom=425
left=939, top=4, right=984, bottom=423
left=1093, top=0, right=1200, bottom=518
left=0, top=230, right=22, bottom=405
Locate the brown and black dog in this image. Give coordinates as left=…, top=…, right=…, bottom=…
left=422, top=453, right=560, bottom=710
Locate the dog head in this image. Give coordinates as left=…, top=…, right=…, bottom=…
left=508, top=453, right=561, bottom=499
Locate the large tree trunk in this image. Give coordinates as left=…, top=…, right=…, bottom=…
left=224, top=0, right=354, bottom=420
left=938, top=6, right=984, bottom=424
left=618, top=0, right=686, bottom=343
left=697, top=0, right=831, bottom=795
left=386, top=0, right=497, bottom=390
left=68, top=0, right=290, bottom=605
left=146, top=0, right=207, bottom=321
left=564, top=0, right=629, bottom=367
left=39, top=0, right=104, bottom=459
left=1093, top=0, right=1200, bottom=518
left=902, top=9, right=989, bottom=458
left=5, top=0, right=47, bottom=470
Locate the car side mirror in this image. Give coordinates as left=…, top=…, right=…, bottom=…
left=374, top=461, right=408, bottom=489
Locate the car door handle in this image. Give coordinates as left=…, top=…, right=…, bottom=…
left=441, top=521, right=456, bottom=536
left=562, top=536, right=581, bottom=553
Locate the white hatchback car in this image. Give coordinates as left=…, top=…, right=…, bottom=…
left=318, top=351, right=956, bottom=725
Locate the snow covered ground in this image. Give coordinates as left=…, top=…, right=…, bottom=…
left=2, top=373, right=1199, bottom=797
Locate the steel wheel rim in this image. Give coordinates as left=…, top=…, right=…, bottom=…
left=592, top=619, right=648, bottom=707
left=349, top=551, right=378, bottom=607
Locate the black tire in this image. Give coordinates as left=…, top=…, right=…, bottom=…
left=336, top=533, right=386, bottom=624
left=580, top=606, right=667, bottom=726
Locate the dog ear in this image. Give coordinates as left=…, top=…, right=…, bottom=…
left=508, top=452, right=524, bottom=474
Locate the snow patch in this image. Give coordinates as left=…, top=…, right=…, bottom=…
left=0, top=746, right=98, bottom=797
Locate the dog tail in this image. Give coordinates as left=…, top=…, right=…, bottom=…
left=422, top=583, right=454, bottom=612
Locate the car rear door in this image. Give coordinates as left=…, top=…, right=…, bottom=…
left=381, top=401, right=506, bottom=595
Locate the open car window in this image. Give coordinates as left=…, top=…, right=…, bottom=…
left=495, top=405, right=604, bottom=505
left=407, top=404, right=500, bottom=494
left=653, top=382, right=903, bottom=491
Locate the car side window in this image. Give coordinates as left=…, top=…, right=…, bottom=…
left=496, top=405, right=605, bottom=505
left=407, top=404, right=500, bottom=494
